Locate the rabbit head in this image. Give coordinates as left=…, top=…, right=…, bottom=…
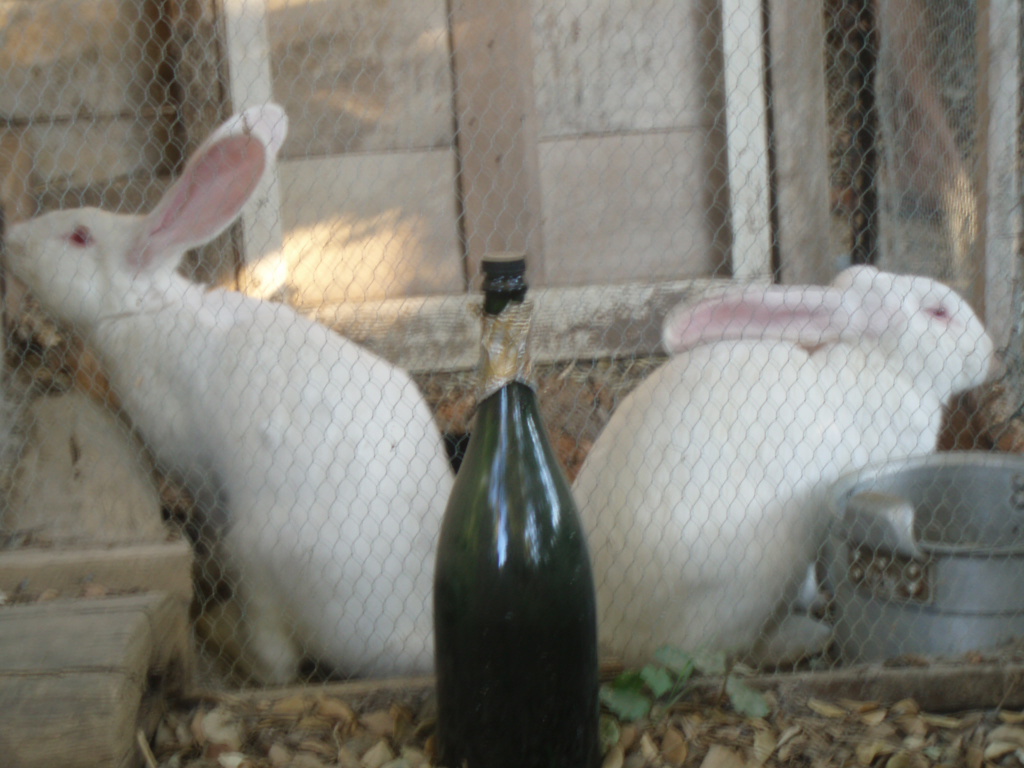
left=663, top=265, right=995, bottom=404
left=828, top=265, right=995, bottom=403
left=5, top=105, right=288, bottom=330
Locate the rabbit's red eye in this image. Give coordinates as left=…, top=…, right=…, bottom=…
left=926, top=305, right=950, bottom=320
left=67, top=226, right=94, bottom=247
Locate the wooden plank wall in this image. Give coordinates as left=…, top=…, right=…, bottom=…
left=261, top=0, right=739, bottom=307
left=0, top=0, right=174, bottom=218
left=974, top=0, right=1022, bottom=353
left=531, top=0, right=734, bottom=286
left=265, top=0, right=465, bottom=305
left=767, top=0, right=833, bottom=286
left=1, top=0, right=842, bottom=369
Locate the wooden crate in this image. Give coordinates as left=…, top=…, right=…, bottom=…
left=0, top=540, right=194, bottom=768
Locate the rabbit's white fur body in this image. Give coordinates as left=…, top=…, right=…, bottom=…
left=5, top=105, right=453, bottom=683
left=574, top=267, right=994, bottom=666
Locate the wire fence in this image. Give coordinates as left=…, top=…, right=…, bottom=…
left=0, top=0, right=1021, bottom=687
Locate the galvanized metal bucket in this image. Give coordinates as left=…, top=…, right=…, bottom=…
left=825, top=452, right=1024, bottom=664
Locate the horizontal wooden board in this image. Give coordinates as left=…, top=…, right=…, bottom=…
left=531, top=0, right=719, bottom=138
left=278, top=149, right=464, bottom=304
left=267, top=0, right=453, bottom=158
left=36, top=172, right=171, bottom=216
left=0, top=0, right=163, bottom=121
left=0, top=592, right=192, bottom=768
left=0, top=540, right=193, bottom=604
left=538, top=130, right=729, bottom=286
left=310, top=277, right=738, bottom=373
left=222, top=656, right=1024, bottom=717
left=22, top=115, right=170, bottom=192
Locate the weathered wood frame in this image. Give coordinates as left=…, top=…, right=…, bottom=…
left=198, top=0, right=838, bottom=372
left=3, top=0, right=1017, bottom=373
left=974, top=0, right=1023, bottom=355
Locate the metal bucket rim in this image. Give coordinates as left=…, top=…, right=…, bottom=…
left=829, top=451, right=1024, bottom=556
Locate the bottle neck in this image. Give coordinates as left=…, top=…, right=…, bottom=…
left=482, top=286, right=527, bottom=315
left=477, top=295, right=534, bottom=401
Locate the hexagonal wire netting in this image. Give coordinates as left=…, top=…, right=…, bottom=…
left=0, top=0, right=1020, bottom=689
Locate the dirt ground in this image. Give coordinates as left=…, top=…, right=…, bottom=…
left=151, top=640, right=1024, bottom=768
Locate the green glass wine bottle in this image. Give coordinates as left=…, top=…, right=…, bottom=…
left=433, top=253, right=600, bottom=768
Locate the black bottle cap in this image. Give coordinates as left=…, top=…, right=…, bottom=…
left=481, top=252, right=528, bottom=296
left=482, top=252, right=527, bottom=278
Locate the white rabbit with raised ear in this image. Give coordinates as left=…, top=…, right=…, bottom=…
left=3, top=104, right=455, bottom=683
left=573, top=265, right=995, bottom=667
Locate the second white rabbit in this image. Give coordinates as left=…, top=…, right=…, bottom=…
left=574, top=266, right=995, bottom=666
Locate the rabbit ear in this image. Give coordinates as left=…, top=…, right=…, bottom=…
left=662, top=283, right=864, bottom=354
left=128, top=104, right=289, bottom=272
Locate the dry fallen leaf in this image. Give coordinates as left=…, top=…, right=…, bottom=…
left=192, top=707, right=243, bottom=754
left=402, top=746, right=429, bottom=768
left=987, top=724, right=1024, bottom=746
left=360, top=710, right=396, bottom=738
left=673, top=716, right=702, bottom=744
left=268, top=694, right=313, bottom=716
left=855, top=738, right=897, bottom=765
left=291, top=752, right=329, bottom=768
left=895, top=714, right=929, bottom=738
left=883, top=751, right=926, bottom=768
left=602, top=744, right=625, bottom=768
left=859, top=708, right=888, bottom=727
left=751, top=726, right=776, bottom=765
left=776, top=724, right=802, bottom=748
left=266, top=743, right=291, bottom=767
left=360, top=739, right=394, bottom=768
left=807, top=698, right=848, bottom=719
left=984, top=740, right=1020, bottom=761
left=618, top=722, right=641, bottom=752
left=216, top=753, right=250, bottom=768
left=638, top=732, right=659, bottom=764
left=890, top=699, right=921, bottom=717
left=296, top=715, right=336, bottom=732
left=839, top=699, right=881, bottom=713
left=296, top=739, right=336, bottom=758
left=900, top=732, right=927, bottom=751
left=660, top=727, right=688, bottom=766
left=317, top=696, right=357, bottom=724
left=337, top=746, right=362, bottom=768
left=920, top=713, right=963, bottom=729
left=699, top=744, right=746, bottom=768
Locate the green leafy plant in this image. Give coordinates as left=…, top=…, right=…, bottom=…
left=599, top=646, right=770, bottom=721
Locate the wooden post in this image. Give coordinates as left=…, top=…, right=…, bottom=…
left=974, top=0, right=1022, bottom=357
left=168, top=0, right=231, bottom=284
left=719, top=0, right=774, bottom=282
left=219, top=0, right=287, bottom=297
left=0, top=127, right=36, bottom=223
left=448, top=0, right=546, bottom=284
left=766, top=0, right=833, bottom=285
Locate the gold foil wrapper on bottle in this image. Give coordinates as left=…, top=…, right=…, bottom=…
left=477, top=300, right=535, bottom=401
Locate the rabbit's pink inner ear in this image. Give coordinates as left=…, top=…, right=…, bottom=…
left=664, top=286, right=849, bottom=353
left=129, top=135, right=267, bottom=271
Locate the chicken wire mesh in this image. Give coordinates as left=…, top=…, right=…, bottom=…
left=0, top=0, right=1020, bottom=690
